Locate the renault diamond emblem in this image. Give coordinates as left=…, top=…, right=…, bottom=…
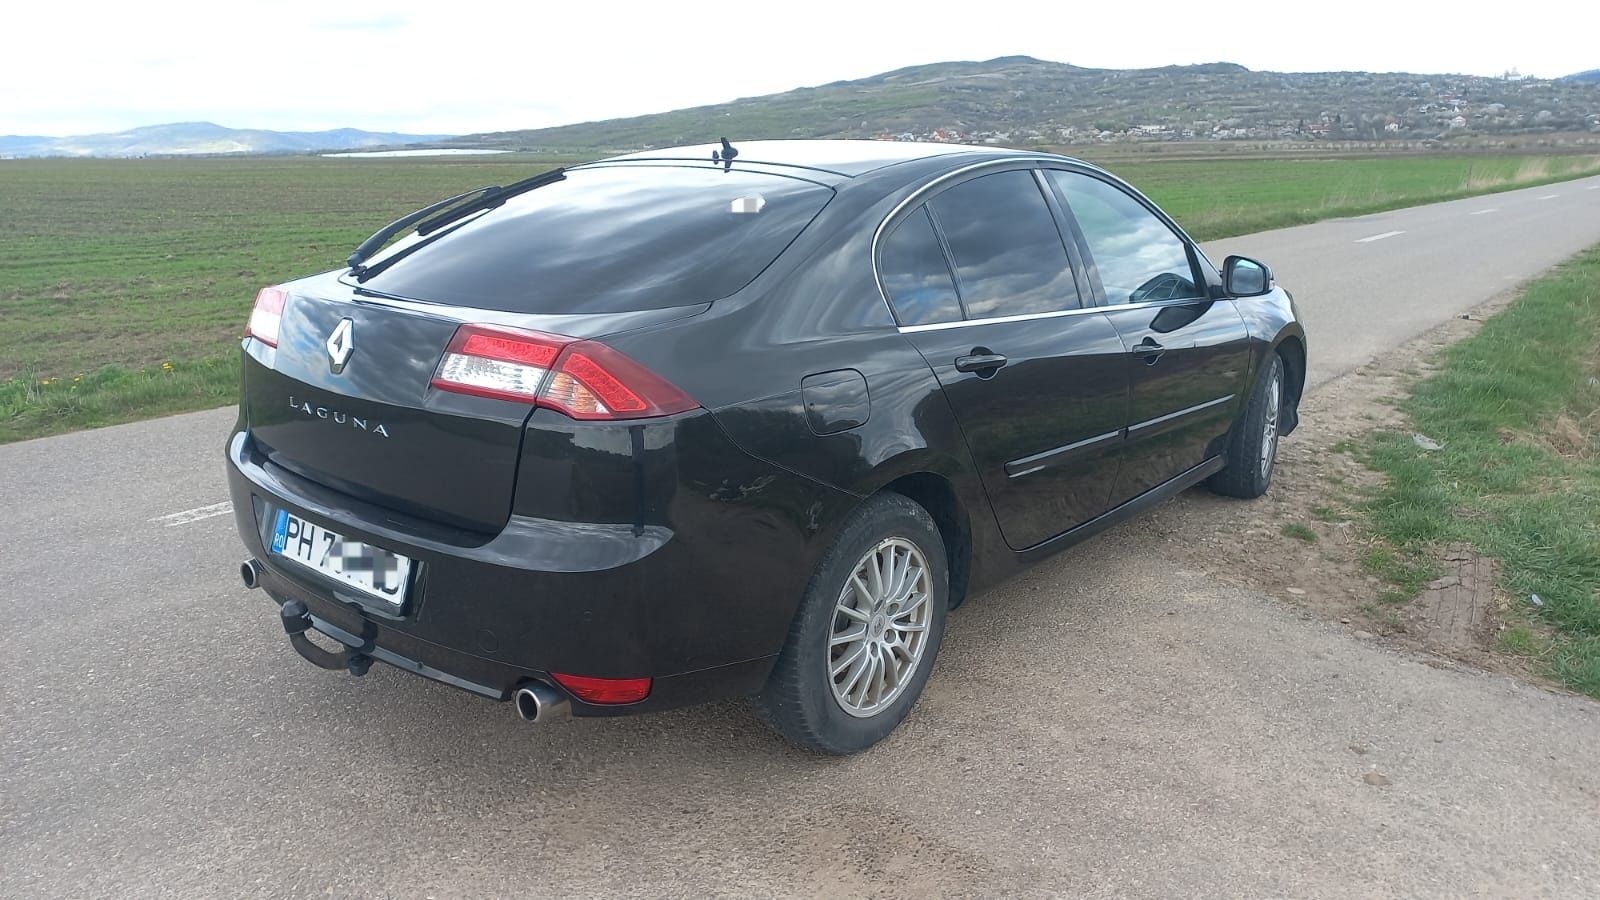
left=326, top=318, right=355, bottom=374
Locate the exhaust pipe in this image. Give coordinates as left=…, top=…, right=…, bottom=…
left=240, top=558, right=264, bottom=590
left=514, top=681, right=571, bottom=724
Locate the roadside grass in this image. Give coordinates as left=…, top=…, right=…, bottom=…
left=0, top=155, right=570, bottom=443
left=1356, top=248, right=1600, bottom=696
left=0, top=357, right=238, bottom=443
left=1280, top=522, right=1318, bottom=543
left=2, top=152, right=1599, bottom=443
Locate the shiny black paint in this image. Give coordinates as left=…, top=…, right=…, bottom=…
left=900, top=315, right=1129, bottom=550
left=1101, top=300, right=1253, bottom=504
left=800, top=370, right=871, bottom=435
left=226, top=141, right=1307, bottom=716
left=228, top=405, right=857, bottom=712
left=244, top=293, right=524, bottom=533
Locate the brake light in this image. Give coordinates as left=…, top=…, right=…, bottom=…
left=549, top=672, right=652, bottom=704
left=431, top=324, right=697, bottom=419
left=246, top=287, right=288, bottom=347
left=433, top=324, right=572, bottom=403
left=539, top=341, right=697, bottom=420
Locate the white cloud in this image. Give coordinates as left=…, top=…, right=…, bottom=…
left=3, top=0, right=1594, bottom=136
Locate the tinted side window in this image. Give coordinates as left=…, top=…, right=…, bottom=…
left=1047, top=171, right=1200, bottom=305
left=879, top=207, right=962, bottom=326
left=928, top=170, right=1079, bottom=319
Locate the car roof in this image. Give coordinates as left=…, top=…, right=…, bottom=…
left=603, top=139, right=1032, bottom=177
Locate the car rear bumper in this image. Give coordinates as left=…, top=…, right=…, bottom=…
left=225, top=419, right=847, bottom=716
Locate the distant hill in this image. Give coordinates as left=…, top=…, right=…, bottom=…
left=443, top=56, right=1600, bottom=153
left=1566, top=69, right=1600, bottom=84
left=0, top=122, right=451, bottom=158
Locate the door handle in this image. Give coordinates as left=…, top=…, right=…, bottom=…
left=954, top=352, right=1008, bottom=374
left=1131, top=338, right=1165, bottom=365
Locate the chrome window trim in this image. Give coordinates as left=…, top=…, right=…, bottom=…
left=895, top=296, right=1211, bottom=334
left=871, top=155, right=1216, bottom=332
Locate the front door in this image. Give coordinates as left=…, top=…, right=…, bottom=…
left=878, top=168, right=1130, bottom=550
left=1101, top=300, right=1253, bottom=501
left=1044, top=169, right=1253, bottom=506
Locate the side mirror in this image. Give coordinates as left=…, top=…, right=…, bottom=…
left=1223, top=255, right=1273, bottom=297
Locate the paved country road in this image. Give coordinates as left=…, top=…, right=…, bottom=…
left=4, top=175, right=1600, bottom=898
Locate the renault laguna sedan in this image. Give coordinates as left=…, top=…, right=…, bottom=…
left=227, top=140, right=1305, bottom=754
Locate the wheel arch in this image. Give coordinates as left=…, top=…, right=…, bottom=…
left=1272, top=331, right=1307, bottom=435
left=876, top=471, right=974, bottom=610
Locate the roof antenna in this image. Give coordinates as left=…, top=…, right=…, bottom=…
left=711, top=137, right=738, bottom=172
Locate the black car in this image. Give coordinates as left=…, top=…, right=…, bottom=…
left=227, top=140, right=1304, bottom=754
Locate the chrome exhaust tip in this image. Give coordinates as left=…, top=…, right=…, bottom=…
left=514, top=681, right=570, bottom=724
left=240, top=558, right=264, bottom=590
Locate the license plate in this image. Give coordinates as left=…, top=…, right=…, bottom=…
left=269, top=509, right=411, bottom=607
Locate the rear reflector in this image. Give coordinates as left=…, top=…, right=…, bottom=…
left=549, top=672, right=653, bottom=705
left=431, top=324, right=697, bottom=420
left=246, top=287, right=288, bottom=347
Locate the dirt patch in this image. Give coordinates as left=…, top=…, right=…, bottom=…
left=1540, top=414, right=1595, bottom=459
left=1128, top=289, right=1560, bottom=685
left=1413, top=545, right=1498, bottom=654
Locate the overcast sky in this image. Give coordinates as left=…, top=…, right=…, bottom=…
left=6, top=0, right=1595, bottom=137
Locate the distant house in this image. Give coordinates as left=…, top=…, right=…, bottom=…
left=1449, top=115, right=1468, bottom=129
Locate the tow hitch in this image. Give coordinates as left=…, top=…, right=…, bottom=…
left=245, top=557, right=523, bottom=702
left=280, top=599, right=373, bottom=676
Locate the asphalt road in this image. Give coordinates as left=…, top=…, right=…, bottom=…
left=1205, top=172, right=1600, bottom=388
left=5, top=174, right=1600, bottom=898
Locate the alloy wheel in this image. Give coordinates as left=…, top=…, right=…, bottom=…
left=828, top=537, right=934, bottom=718
left=1261, top=369, right=1281, bottom=479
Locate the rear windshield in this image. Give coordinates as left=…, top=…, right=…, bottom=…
left=350, top=165, right=832, bottom=313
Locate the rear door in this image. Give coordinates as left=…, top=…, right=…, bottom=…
left=885, top=167, right=1129, bottom=551
left=1044, top=169, right=1253, bottom=505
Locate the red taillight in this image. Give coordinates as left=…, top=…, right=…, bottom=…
left=540, top=341, right=697, bottom=420
left=458, top=331, right=563, bottom=368
left=549, top=672, right=653, bottom=705
left=246, top=287, right=288, bottom=347
left=432, top=324, right=572, bottom=403
left=431, top=324, right=697, bottom=420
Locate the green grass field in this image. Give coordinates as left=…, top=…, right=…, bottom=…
left=2, top=151, right=1599, bottom=442
left=1108, top=154, right=1600, bottom=238
left=1356, top=248, right=1600, bottom=697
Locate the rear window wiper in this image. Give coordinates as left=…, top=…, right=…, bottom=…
left=414, top=167, right=567, bottom=237
left=346, top=167, right=567, bottom=275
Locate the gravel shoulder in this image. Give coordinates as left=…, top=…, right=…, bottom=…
left=1142, top=286, right=1563, bottom=688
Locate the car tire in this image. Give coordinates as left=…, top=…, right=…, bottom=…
left=1207, top=352, right=1284, bottom=499
left=754, top=493, right=949, bottom=755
